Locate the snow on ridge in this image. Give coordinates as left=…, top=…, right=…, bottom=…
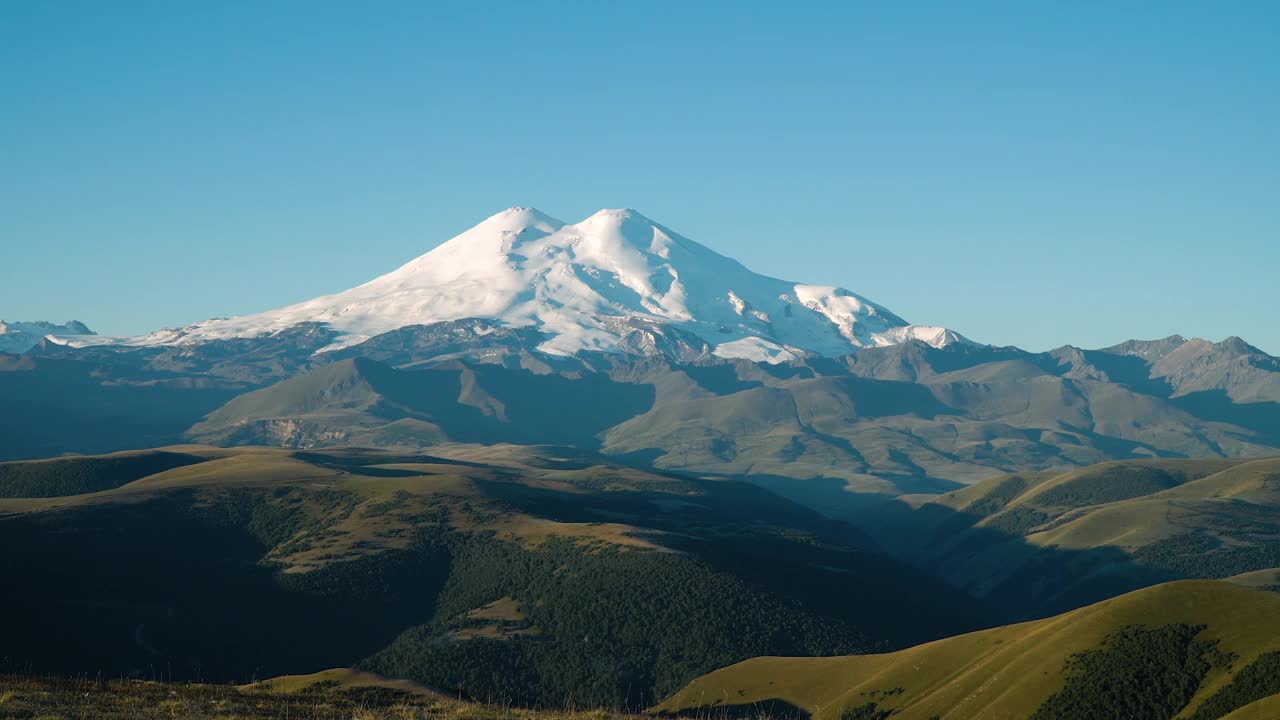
left=0, top=320, right=96, bottom=354
left=54, top=207, right=973, bottom=362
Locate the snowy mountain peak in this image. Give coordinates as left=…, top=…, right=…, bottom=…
left=0, top=320, right=95, bottom=354
left=488, top=206, right=564, bottom=229
left=64, top=208, right=972, bottom=362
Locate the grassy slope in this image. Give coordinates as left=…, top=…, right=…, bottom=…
left=1222, top=694, right=1280, bottom=720
left=656, top=581, right=1280, bottom=720
left=180, top=352, right=1280, bottom=497
left=601, top=369, right=1276, bottom=491
left=860, top=458, right=1280, bottom=616
left=1225, top=568, right=1280, bottom=589
left=0, top=669, right=639, bottom=720
left=0, top=449, right=209, bottom=498
left=243, top=667, right=444, bottom=696
left=0, top=444, right=984, bottom=708
left=1025, top=458, right=1280, bottom=550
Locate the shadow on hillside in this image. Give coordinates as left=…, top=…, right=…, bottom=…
left=473, top=473, right=840, bottom=536
left=1074, top=350, right=1176, bottom=397
left=0, top=491, right=452, bottom=683
left=292, top=448, right=493, bottom=471
left=464, top=364, right=656, bottom=445
left=386, top=363, right=656, bottom=448
left=850, top=499, right=1179, bottom=622
left=681, top=363, right=764, bottom=395
left=738, top=473, right=965, bottom=516
left=469, top=473, right=992, bottom=649
left=0, top=353, right=241, bottom=458
left=1171, top=389, right=1280, bottom=446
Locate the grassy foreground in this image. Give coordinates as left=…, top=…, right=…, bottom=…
left=657, top=581, right=1280, bottom=720
left=0, top=445, right=983, bottom=708
left=0, top=669, right=640, bottom=720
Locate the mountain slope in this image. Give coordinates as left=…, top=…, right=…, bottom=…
left=184, top=351, right=1280, bottom=496
left=860, top=457, right=1280, bottom=617
left=1221, top=694, right=1280, bottom=720
left=657, top=580, right=1280, bottom=720
left=0, top=444, right=986, bottom=708
left=0, top=352, right=245, bottom=461
left=186, top=356, right=657, bottom=450
left=61, top=207, right=964, bottom=362
left=0, top=319, right=94, bottom=353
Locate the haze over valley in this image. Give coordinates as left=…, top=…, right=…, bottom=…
left=4, top=2, right=1278, bottom=718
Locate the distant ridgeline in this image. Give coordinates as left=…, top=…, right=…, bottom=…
left=8, top=207, right=1279, bottom=504
left=858, top=457, right=1280, bottom=619
left=6, top=206, right=1280, bottom=715
left=6, top=328, right=1280, bottom=504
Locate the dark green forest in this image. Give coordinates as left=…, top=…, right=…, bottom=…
left=0, top=451, right=205, bottom=497
left=0, top=475, right=986, bottom=709
left=1188, top=651, right=1280, bottom=720
left=1030, top=624, right=1227, bottom=720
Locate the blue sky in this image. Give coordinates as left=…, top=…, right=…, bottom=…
left=3, top=1, right=1277, bottom=353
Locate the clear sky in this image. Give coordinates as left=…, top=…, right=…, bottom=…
left=3, top=1, right=1277, bottom=353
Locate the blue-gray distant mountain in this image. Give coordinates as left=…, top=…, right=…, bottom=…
left=9, top=208, right=1280, bottom=500
left=0, top=320, right=94, bottom=354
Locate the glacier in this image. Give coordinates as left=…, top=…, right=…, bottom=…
left=58, top=207, right=970, bottom=363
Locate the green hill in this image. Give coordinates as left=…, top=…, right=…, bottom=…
left=0, top=444, right=984, bottom=709
left=858, top=457, right=1280, bottom=617
left=1220, top=694, right=1280, bottom=720
left=0, top=448, right=207, bottom=497
left=657, top=580, right=1280, bottom=720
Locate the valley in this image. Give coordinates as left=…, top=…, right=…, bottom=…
left=858, top=457, right=1280, bottom=618
left=6, top=331, right=1280, bottom=501
left=8, top=0, right=1277, bottom=713
left=5, top=445, right=1280, bottom=718
left=4, top=210, right=1279, bottom=720
left=0, top=446, right=984, bottom=708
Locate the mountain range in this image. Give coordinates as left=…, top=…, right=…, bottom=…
left=7, top=207, right=1280, bottom=719
left=7, top=208, right=1280, bottom=501
left=0, top=319, right=95, bottom=354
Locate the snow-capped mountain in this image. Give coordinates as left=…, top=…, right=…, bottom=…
left=0, top=320, right=95, bottom=354
left=62, top=208, right=969, bottom=363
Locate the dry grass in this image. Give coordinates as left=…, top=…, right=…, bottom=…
left=0, top=673, right=657, bottom=720
left=0, top=446, right=680, bottom=576
left=0, top=446, right=679, bottom=630
left=657, top=581, right=1280, bottom=720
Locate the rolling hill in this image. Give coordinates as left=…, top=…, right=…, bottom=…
left=0, top=444, right=985, bottom=708
left=857, top=457, right=1280, bottom=617
left=657, top=580, right=1280, bottom=720
left=0, top=667, right=644, bottom=720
